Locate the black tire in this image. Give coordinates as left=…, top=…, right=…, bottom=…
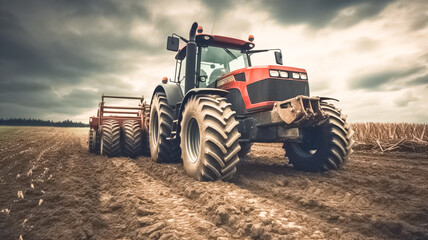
left=180, top=94, right=241, bottom=181
left=141, top=103, right=151, bottom=157
left=238, top=142, right=253, bottom=158
left=89, top=128, right=96, bottom=153
left=149, top=92, right=180, bottom=163
left=141, top=130, right=150, bottom=157
left=95, top=130, right=101, bottom=154
left=101, top=120, right=121, bottom=157
left=122, top=120, right=142, bottom=158
left=283, top=103, right=355, bottom=172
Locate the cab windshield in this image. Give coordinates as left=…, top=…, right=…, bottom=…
left=199, top=46, right=249, bottom=87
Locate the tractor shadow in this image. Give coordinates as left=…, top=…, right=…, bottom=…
left=232, top=154, right=333, bottom=193
left=234, top=153, right=301, bottom=178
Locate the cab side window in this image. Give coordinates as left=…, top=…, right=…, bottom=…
left=178, top=58, right=186, bottom=91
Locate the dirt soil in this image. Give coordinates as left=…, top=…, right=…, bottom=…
left=0, top=126, right=427, bottom=240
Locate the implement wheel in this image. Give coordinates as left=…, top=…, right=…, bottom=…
left=122, top=120, right=142, bottom=158
left=101, top=120, right=121, bottom=157
left=149, top=92, right=180, bottom=162
left=283, top=103, right=355, bottom=172
left=89, top=128, right=96, bottom=153
left=180, top=94, right=241, bottom=181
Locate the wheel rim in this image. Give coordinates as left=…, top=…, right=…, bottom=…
left=185, top=118, right=200, bottom=163
left=291, top=127, right=320, bottom=157
left=291, top=143, right=317, bottom=157
left=151, top=110, right=159, bottom=146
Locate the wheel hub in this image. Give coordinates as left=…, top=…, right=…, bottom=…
left=291, top=127, right=320, bottom=157
left=151, top=111, right=159, bottom=146
left=185, top=118, right=200, bottom=163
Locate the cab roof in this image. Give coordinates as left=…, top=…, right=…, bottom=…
left=196, top=33, right=255, bottom=50
left=176, top=33, right=255, bottom=60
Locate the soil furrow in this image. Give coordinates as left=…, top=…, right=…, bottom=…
left=1, top=127, right=427, bottom=240
left=135, top=157, right=344, bottom=240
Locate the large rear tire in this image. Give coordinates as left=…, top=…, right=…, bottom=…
left=122, top=120, right=142, bottom=158
left=283, top=103, right=355, bottom=172
left=101, top=120, right=121, bottom=157
left=149, top=92, right=180, bottom=163
left=180, top=94, right=241, bottom=181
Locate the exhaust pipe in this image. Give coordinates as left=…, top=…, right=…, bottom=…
left=185, top=22, right=198, bottom=93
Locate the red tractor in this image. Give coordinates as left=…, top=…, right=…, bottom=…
left=88, top=94, right=150, bottom=157
left=147, top=22, right=355, bottom=181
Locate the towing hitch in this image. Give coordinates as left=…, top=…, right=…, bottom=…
left=273, top=95, right=328, bottom=127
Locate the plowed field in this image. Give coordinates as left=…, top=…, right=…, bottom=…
left=0, top=127, right=427, bottom=240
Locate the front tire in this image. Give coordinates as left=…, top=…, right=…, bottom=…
left=180, top=94, right=241, bottom=181
left=283, top=103, right=355, bottom=172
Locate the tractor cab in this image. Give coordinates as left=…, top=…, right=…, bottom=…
left=168, top=26, right=309, bottom=113
left=175, top=44, right=249, bottom=89
left=170, top=27, right=280, bottom=84
left=173, top=31, right=256, bottom=91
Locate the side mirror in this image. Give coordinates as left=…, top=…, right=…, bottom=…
left=275, top=51, right=283, bottom=65
left=167, top=36, right=179, bottom=52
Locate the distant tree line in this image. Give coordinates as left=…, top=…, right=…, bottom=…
left=0, top=118, right=89, bottom=127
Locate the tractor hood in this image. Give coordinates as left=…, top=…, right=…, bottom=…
left=216, top=65, right=310, bottom=111
left=217, top=65, right=308, bottom=86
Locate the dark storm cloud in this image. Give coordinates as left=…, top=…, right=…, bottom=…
left=408, top=74, right=428, bottom=86
left=0, top=103, right=44, bottom=120
left=58, top=0, right=150, bottom=20
left=3, top=0, right=151, bottom=24
left=349, top=66, right=426, bottom=90
left=0, top=75, right=139, bottom=115
left=258, top=0, right=395, bottom=28
left=0, top=0, right=169, bottom=119
left=0, top=86, right=99, bottom=115
left=0, top=80, right=48, bottom=93
left=0, top=3, right=159, bottom=81
left=1, top=15, right=106, bottom=82
left=200, top=0, right=233, bottom=16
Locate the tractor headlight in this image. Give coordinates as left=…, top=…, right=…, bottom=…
left=292, top=72, right=300, bottom=79
left=269, top=70, right=279, bottom=77
left=279, top=71, right=288, bottom=78
left=300, top=73, right=308, bottom=80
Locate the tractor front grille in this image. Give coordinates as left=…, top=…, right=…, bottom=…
left=247, top=78, right=309, bottom=104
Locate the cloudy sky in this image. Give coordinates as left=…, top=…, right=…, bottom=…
left=1, top=0, right=427, bottom=123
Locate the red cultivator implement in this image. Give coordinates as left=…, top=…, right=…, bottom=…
left=88, top=94, right=150, bottom=157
